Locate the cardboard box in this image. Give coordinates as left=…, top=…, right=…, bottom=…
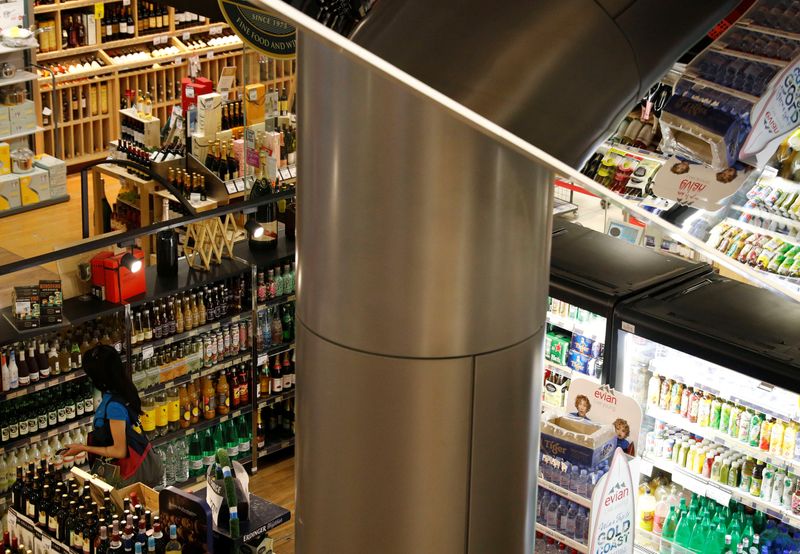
left=11, top=285, right=40, bottom=329
left=244, top=83, right=265, bottom=124
left=34, top=154, right=67, bottom=197
left=39, top=279, right=63, bottom=323
left=18, top=168, right=50, bottom=204
left=0, top=173, right=20, bottom=211
left=181, top=77, right=213, bottom=112
left=540, top=415, right=616, bottom=468
left=0, top=142, right=9, bottom=175
left=113, top=482, right=160, bottom=515
left=9, top=100, right=36, bottom=135
left=197, top=92, right=222, bottom=138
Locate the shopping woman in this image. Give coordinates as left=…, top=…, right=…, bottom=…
left=63, top=344, right=162, bottom=488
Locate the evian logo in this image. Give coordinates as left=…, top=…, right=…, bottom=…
left=603, top=481, right=630, bottom=507
left=595, top=385, right=617, bottom=406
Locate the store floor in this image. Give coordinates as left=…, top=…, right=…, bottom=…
left=249, top=451, right=297, bottom=553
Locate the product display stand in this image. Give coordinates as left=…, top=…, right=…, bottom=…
left=6, top=508, right=73, bottom=554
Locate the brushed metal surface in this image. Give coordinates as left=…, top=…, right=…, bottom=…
left=297, top=31, right=554, bottom=359
left=295, top=324, right=475, bottom=554
left=468, top=333, right=544, bottom=554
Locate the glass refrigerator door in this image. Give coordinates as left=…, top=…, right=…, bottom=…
left=543, top=296, right=606, bottom=412
left=618, top=330, right=800, bottom=554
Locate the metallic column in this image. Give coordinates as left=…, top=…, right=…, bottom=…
left=295, top=30, right=552, bottom=554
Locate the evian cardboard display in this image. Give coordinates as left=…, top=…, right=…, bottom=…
left=589, top=448, right=635, bottom=554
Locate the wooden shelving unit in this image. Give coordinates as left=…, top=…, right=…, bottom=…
left=32, top=3, right=297, bottom=165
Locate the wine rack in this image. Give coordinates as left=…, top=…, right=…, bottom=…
left=32, top=4, right=297, bottom=165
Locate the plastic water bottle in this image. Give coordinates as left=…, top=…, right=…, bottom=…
left=576, top=508, right=589, bottom=542
left=546, top=494, right=559, bottom=528
left=176, top=439, right=190, bottom=482
left=559, top=460, right=571, bottom=488
left=165, top=442, right=177, bottom=485
left=556, top=499, right=568, bottom=530
left=565, top=502, right=578, bottom=538
left=537, top=491, right=549, bottom=523
left=569, top=466, right=580, bottom=493
left=577, top=469, right=589, bottom=497
left=155, top=446, right=167, bottom=490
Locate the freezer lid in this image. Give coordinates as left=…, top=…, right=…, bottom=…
left=549, top=218, right=711, bottom=315
left=616, top=274, right=800, bottom=392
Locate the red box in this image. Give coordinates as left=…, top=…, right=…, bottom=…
left=181, top=77, right=213, bottom=112
left=91, top=251, right=114, bottom=287
left=103, top=250, right=145, bottom=304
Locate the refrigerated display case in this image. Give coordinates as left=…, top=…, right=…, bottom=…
left=614, top=273, right=800, bottom=553
left=543, top=219, right=711, bottom=411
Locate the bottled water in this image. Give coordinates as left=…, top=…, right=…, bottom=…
left=164, top=442, right=177, bottom=485
left=175, top=439, right=190, bottom=482
left=155, top=446, right=168, bottom=490
left=537, top=491, right=549, bottom=524
left=546, top=494, right=559, bottom=528
left=568, top=465, right=580, bottom=492
left=565, top=503, right=578, bottom=538
left=577, top=469, right=589, bottom=497
left=576, top=508, right=589, bottom=541
left=556, top=499, right=568, bottom=530
left=559, top=461, right=571, bottom=488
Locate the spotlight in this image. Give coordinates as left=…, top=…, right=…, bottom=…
left=121, top=251, right=142, bottom=273
left=244, top=219, right=264, bottom=239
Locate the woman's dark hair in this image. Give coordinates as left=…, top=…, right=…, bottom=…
left=83, top=345, right=142, bottom=416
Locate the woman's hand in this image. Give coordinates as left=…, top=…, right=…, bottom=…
left=63, top=443, right=85, bottom=457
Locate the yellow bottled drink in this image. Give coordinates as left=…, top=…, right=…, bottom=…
left=781, top=421, right=797, bottom=459
left=770, top=419, right=786, bottom=456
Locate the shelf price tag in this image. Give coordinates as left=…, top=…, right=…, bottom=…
left=7, top=510, right=16, bottom=530
left=672, top=469, right=706, bottom=496
left=142, top=346, right=154, bottom=360
left=639, top=459, right=653, bottom=478
left=704, top=484, right=731, bottom=506
left=41, top=536, right=52, bottom=552
left=183, top=32, right=191, bottom=41
left=257, top=354, right=268, bottom=366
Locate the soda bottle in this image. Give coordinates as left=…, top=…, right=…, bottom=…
left=201, top=428, right=215, bottom=473
left=688, top=518, right=711, bottom=553
left=673, top=505, right=696, bottom=550
left=223, top=419, right=238, bottom=459
left=659, top=506, right=678, bottom=553
left=237, top=415, right=251, bottom=461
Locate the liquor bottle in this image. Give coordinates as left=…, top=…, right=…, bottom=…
left=271, top=311, right=283, bottom=346
left=25, top=344, right=39, bottom=383
left=36, top=342, right=50, bottom=379
left=97, top=525, right=110, bottom=554
left=109, top=531, right=122, bottom=553
left=271, top=357, right=282, bottom=394
left=1, top=352, right=9, bottom=391
left=202, top=377, right=216, bottom=420
left=166, top=387, right=180, bottom=433
left=216, top=372, right=230, bottom=416
left=205, top=142, right=217, bottom=174
left=141, top=395, right=156, bottom=441
left=282, top=353, right=292, bottom=390
left=17, top=348, right=30, bottom=386
left=152, top=307, right=162, bottom=340
left=154, top=392, right=168, bottom=437
left=279, top=87, right=288, bottom=115
left=226, top=143, right=237, bottom=181
left=70, top=340, right=82, bottom=370
left=183, top=296, right=193, bottom=332
left=142, top=310, right=153, bottom=341
left=282, top=304, right=294, bottom=342
left=238, top=364, right=249, bottom=404
left=156, top=199, right=179, bottom=277
left=165, top=525, right=181, bottom=554
left=126, top=8, right=134, bottom=38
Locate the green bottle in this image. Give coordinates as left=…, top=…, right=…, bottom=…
left=688, top=518, right=710, bottom=553
left=201, top=428, right=216, bottom=472
left=674, top=506, right=697, bottom=550
left=212, top=424, right=225, bottom=454
left=707, top=516, right=728, bottom=554
left=659, top=506, right=678, bottom=554
left=187, top=432, right=203, bottom=478
left=237, top=415, right=251, bottom=461
left=223, top=419, right=239, bottom=459
left=727, top=513, right=742, bottom=549
left=742, top=516, right=754, bottom=545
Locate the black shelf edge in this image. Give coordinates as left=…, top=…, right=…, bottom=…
left=0, top=413, right=93, bottom=455
left=0, top=296, right=124, bottom=348
left=138, top=352, right=251, bottom=396
left=128, top=255, right=252, bottom=307
left=233, top=234, right=296, bottom=270
left=257, top=436, right=295, bottom=458
left=151, top=405, right=253, bottom=447
left=0, top=195, right=70, bottom=220
left=256, top=294, right=296, bottom=311
left=0, top=369, right=87, bottom=402
left=256, top=388, right=295, bottom=409
left=256, top=342, right=295, bottom=364
left=130, top=311, right=251, bottom=354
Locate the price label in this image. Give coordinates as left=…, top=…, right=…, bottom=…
left=7, top=510, right=16, bottom=530
left=257, top=354, right=268, bottom=366
left=142, top=345, right=154, bottom=360
left=123, top=0, right=130, bottom=5
left=94, top=2, right=104, bottom=19
left=207, top=50, right=215, bottom=59
left=42, top=536, right=52, bottom=553
left=672, top=469, right=705, bottom=495
left=639, top=459, right=653, bottom=478
left=288, top=166, right=297, bottom=178
left=704, top=484, right=731, bottom=506
left=153, top=37, right=159, bottom=46
left=278, top=168, right=290, bottom=181
left=235, top=179, right=245, bottom=192
left=225, top=180, right=237, bottom=194
left=183, top=32, right=190, bottom=41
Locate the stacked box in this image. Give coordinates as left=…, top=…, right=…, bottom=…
left=0, top=173, right=20, bottom=211
left=38, top=279, right=63, bottom=324
left=34, top=154, right=67, bottom=198
left=545, top=331, right=570, bottom=366
left=244, top=83, right=265, bottom=124
left=197, top=92, right=222, bottom=138
left=19, top=168, right=50, bottom=204
left=0, top=142, right=10, bottom=175
left=540, top=415, right=616, bottom=467
left=9, top=100, right=36, bottom=136
left=12, top=286, right=40, bottom=329
left=0, top=106, right=10, bottom=138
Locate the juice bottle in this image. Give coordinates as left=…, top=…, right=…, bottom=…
left=141, top=395, right=156, bottom=441
left=709, top=395, right=722, bottom=429
left=782, top=421, right=797, bottom=460
left=178, top=385, right=191, bottom=429
left=719, top=457, right=731, bottom=484
left=760, top=418, right=775, bottom=451
left=155, top=391, right=168, bottom=437
left=639, top=489, right=655, bottom=531
left=202, top=377, right=216, bottom=420
left=738, top=409, right=753, bottom=443
left=741, top=457, right=755, bottom=492
left=728, top=461, right=740, bottom=488
left=167, top=387, right=180, bottom=432
left=670, top=382, right=684, bottom=413
left=728, top=404, right=743, bottom=438
left=770, top=419, right=786, bottom=455
left=710, top=455, right=722, bottom=482
left=647, top=374, right=661, bottom=407
left=187, top=380, right=200, bottom=424
left=694, top=447, right=707, bottom=475
left=698, top=393, right=712, bottom=427
left=680, top=387, right=692, bottom=418
left=748, top=410, right=763, bottom=448
left=688, top=389, right=701, bottom=423
left=659, top=379, right=672, bottom=411
left=216, top=371, right=230, bottom=416
left=720, top=401, right=732, bottom=433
